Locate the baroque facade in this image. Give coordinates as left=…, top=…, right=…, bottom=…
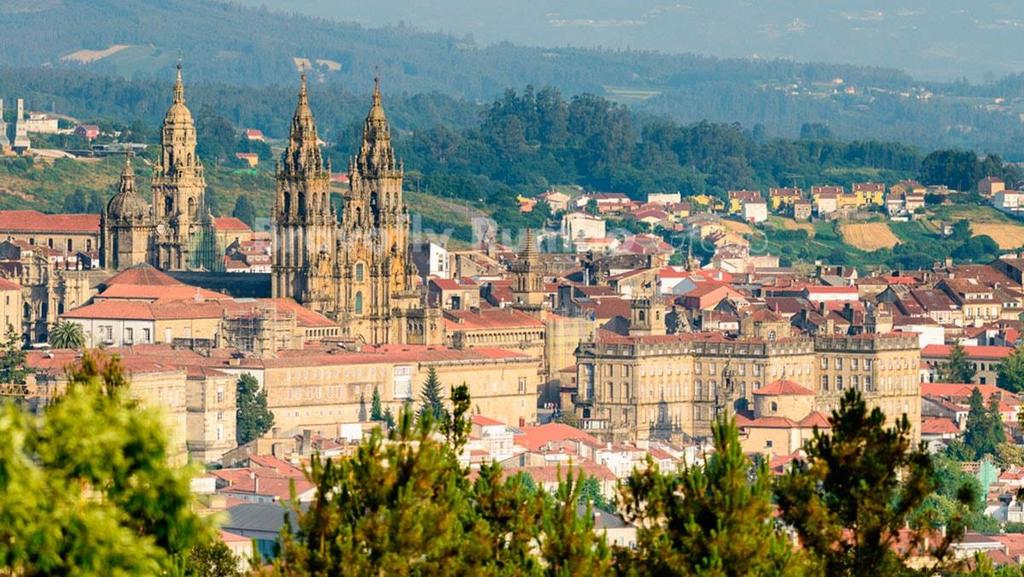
left=271, top=76, right=440, bottom=345
left=101, top=63, right=217, bottom=273
left=573, top=331, right=921, bottom=442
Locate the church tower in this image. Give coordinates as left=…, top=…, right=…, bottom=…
left=511, top=228, right=546, bottom=314
left=101, top=153, right=153, bottom=270
left=339, top=77, right=418, bottom=344
left=151, top=63, right=215, bottom=271
left=272, top=74, right=336, bottom=312
left=629, top=281, right=666, bottom=336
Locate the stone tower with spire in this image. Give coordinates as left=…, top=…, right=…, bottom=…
left=272, top=74, right=337, bottom=312
left=511, top=228, right=547, bottom=315
left=270, top=75, right=432, bottom=345
left=101, top=153, right=153, bottom=270
left=151, top=63, right=215, bottom=271
left=338, top=76, right=419, bottom=344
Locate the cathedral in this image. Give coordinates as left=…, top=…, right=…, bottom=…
left=101, top=63, right=217, bottom=273
left=101, top=66, right=440, bottom=345
left=271, top=74, right=441, bottom=345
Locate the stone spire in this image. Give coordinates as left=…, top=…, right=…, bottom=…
left=106, top=153, right=149, bottom=221
left=354, top=75, right=398, bottom=177
left=521, top=227, right=539, bottom=266
left=173, top=60, right=185, bottom=104
left=282, top=73, right=325, bottom=177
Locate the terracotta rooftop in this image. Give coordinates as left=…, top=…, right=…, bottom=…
left=514, top=423, right=600, bottom=452
left=753, top=380, right=815, bottom=396
left=921, top=344, right=1013, bottom=360
left=445, top=308, right=544, bottom=331
left=103, top=264, right=181, bottom=287
left=214, top=216, right=252, bottom=233
left=0, top=210, right=100, bottom=234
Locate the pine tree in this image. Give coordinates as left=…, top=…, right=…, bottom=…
left=236, top=373, right=274, bottom=445
left=619, top=416, right=811, bottom=576
left=940, top=342, right=976, bottom=384
left=0, top=328, right=26, bottom=384
left=0, top=350, right=209, bottom=574
left=962, top=387, right=1004, bottom=460
left=382, top=407, right=395, bottom=430
left=370, top=385, right=383, bottom=421
left=997, top=344, right=1024, bottom=393
left=418, top=366, right=446, bottom=424
left=776, top=388, right=966, bottom=576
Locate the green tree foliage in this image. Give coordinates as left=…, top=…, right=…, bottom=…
left=184, top=539, right=242, bottom=577
left=912, top=454, right=989, bottom=534
left=418, top=366, right=447, bottom=424
left=0, top=350, right=209, bottom=574
left=920, top=150, right=1020, bottom=191
left=236, top=373, right=274, bottom=445
left=231, top=195, right=257, bottom=228
left=960, top=387, right=1005, bottom=460
left=272, top=385, right=613, bottom=576
left=369, top=385, right=383, bottom=421
left=941, top=342, right=977, bottom=384
left=48, top=320, right=85, bottom=350
left=997, top=345, right=1024, bottom=394
left=776, top=389, right=963, bottom=577
left=619, top=416, right=811, bottom=576
left=0, top=328, right=27, bottom=384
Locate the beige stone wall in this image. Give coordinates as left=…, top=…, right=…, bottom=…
left=124, top=370, right=190, bottom=466
left=186, top=372, right=236, bottom=463
left=0, top=287, right=21, bottom=334
left=154, top=317, right=221, bottom=343
left=753, top=393, right=813, bottom=421
left=262, top=356, right=542, bottom=435
left=1, top=231, right=99, bottom=254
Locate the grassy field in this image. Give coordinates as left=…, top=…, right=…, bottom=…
left=770, top=216, right=816, bottom=237
left=972, top=223, right=1024, bottom=249
left=839, top=222, right=901, bottom=250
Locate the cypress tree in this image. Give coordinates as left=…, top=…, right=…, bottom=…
left=418, top=366, right=446, bottom=424
left=369, top=386, right=383, bottom=421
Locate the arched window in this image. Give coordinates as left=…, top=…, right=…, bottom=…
left=165, top=196, right=174, bottom=216
left=770, top=401, right=778, bottom=413
left=188, top=198, right=196, bottom=218
left=354, top=291, right=363, bottom=315
left=355, top=263, right=364, bottom=282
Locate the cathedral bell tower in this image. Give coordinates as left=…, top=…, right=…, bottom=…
left=151, top=62, right=215, bottom=271
left=339, top=76, right=418, bottom=344
left=272, top=74, right=336, bottom=313
left=511, top=228, right=547, bottom=315
left=101, top=153, right=153, bottom=271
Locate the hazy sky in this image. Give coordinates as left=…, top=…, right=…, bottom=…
left=242, top=0, right=1024, bottom=81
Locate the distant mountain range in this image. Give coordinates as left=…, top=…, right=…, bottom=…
left=4, top=0, right=1024, bottom=156
left=236, top=0, right=1024, bottom=83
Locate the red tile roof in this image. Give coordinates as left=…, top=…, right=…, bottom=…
left=514, top=423, right=600, bottom=452
left=921, top=418, right=959, bottom=435
left=0, top=210, right=99, bottom=234
left=445, top=308, right=543, bottom=331
left=921, top=344, right=1013, bottom=360
left=214, top=216, right=252, bottom=233
left=798, top=411, right=831, bottom=429
left=103, top=265, right=181, bottom=287
left=0, top=277, right=19, bottom=291
left=753, top=380, right=815, bottom=396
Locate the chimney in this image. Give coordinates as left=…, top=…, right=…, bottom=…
left=302, top=429, right=312, bottom=455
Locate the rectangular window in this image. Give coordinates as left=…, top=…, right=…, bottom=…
left=125, top=327, right=133, bottom=344
left=835, top=358, right=843, bottom=370
left=766, top=440, right=773, bottom=448
left=142, top=328, right=151, bottom=343
left=820, top=357, right=828, bottom=369
left=851, top=358, right=859, bottom=370
left=393, top=366, right=414, bottom=399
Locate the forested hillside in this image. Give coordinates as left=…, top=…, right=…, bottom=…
left=5, top=1, right=1024, bottom=155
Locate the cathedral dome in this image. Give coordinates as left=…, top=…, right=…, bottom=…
left=106, top=154, right=149, bottom=221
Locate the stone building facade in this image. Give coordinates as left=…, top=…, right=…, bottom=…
left=271, top=76, right=439, bottom=346
left=573, top=331, right=921, bottom=442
